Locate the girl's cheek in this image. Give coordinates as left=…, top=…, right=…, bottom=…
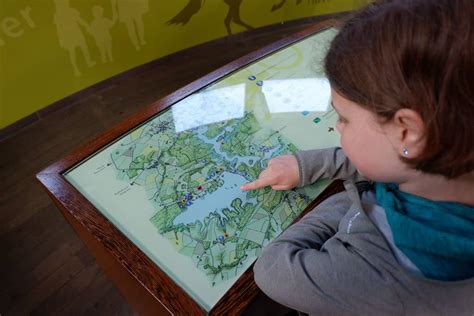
left=338, top=132, right=348, bottom=152
left=336, top=121, right=344, bottom=133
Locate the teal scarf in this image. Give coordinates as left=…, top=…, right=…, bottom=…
left=375, top=182, right=474, bottom=281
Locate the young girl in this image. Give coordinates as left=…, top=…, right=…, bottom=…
left=241, top=0, right=474, bottom=314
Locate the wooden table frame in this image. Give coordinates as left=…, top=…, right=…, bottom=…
left=37, top=19, right=342, bottom=316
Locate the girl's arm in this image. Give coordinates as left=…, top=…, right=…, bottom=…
left=253, top=203, right=347, bottom=312
left=296, top=147, right=367, bottom=186
left=241, top=147, right=367, bottom=192
left=253, top=196, right=401, bottom=314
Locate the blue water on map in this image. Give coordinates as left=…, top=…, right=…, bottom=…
left=172, top=172, right=255, bottom=225
left=195, top=129, right=262, bottom=165
left=171, top=125, right=282, bottom=225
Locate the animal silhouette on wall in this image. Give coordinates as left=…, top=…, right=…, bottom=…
left=167, top=0, right=254, bottom=35
left=271, top=0, right=341, bottom=12
left=271, top=0, right=303, bottom=12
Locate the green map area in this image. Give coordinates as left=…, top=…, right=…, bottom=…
left=110, top=109, right=319, bottom=286
left=64, top=29, right=339, bottom=310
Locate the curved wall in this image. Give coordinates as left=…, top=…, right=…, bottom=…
left=0, top=0, right=370, bottom=128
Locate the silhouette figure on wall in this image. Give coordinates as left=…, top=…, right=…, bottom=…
left=113, top=0, right=149, bottom=51
left=168, top=0, right=254, bottom=35
left=54, top=0, right=95, bottom=76
left=90, top=5, right=117, bottom=63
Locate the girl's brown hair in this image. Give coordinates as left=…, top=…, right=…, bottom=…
left=325, top=0, right=474, bottom=178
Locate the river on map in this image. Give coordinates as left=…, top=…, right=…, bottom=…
left=195, top=128, right=261, bottom=165
left=172, top=123, right=284, bottom=225
left=172, top=171, right=256, bottom=225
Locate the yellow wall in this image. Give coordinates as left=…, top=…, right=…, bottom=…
left=0, top=0, right=370, bottom=129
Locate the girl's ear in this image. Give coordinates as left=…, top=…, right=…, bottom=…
left=387, top=108, right=426, bottom=158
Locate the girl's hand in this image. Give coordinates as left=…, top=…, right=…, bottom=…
left=240, top=155, right=300, bottom=191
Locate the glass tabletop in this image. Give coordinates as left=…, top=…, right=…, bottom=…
left=64, top=27, right=339, bottom=312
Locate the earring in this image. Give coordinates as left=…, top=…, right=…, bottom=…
left=403, top=148, right=409, bottom=156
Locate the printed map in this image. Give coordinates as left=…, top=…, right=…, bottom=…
left=111, top=109, right=318, bottom=285
left=65, top=28, right=339, bottom=311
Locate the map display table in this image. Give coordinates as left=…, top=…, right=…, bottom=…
left=37, top=21, right=341, bottom=315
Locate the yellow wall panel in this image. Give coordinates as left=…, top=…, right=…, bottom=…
left=0, top=0, right=368, bottom=128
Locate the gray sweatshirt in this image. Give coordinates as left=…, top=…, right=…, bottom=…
left=253, top=147, right=474, bottom=316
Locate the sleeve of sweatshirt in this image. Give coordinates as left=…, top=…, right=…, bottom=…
left=295, top=147, right=367, bottom=186
left=253, top=198, right=402, bottom=315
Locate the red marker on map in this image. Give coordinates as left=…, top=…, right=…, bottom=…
left=197, top=185, right=203, bottom=190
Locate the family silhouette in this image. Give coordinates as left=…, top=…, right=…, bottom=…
left=54, top=0, right=95, bottom=76
left=114, top=0, right=148, bottom=51
left=90, top=5, right=116, bottom=63
left=53, top=0, right=352, bottom=76
left=53, top=0, right=149, bottom=76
